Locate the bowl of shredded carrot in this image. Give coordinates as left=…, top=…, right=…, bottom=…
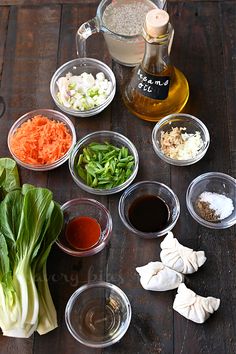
left=8, top=109, right=76, bottom=171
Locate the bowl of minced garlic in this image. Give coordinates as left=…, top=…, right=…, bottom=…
left=152, top=113, right=210, bottom=166
left=186, top=172, right=236, bottom=229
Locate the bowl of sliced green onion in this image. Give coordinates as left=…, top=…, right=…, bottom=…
left=69, top=131, right=139, bottom=195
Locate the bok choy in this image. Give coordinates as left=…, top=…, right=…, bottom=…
left=0, top=158, right=63, bottom=337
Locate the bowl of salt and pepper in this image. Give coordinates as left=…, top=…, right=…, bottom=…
left=186, top=172, right=236, bottom=229
left=52, top=5, right=235, bottom=348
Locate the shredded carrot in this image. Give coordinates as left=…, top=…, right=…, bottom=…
left=10, top=115, right=73, bottom=165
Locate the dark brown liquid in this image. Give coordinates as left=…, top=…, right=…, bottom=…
left=128, top=195, right=170, bottom=232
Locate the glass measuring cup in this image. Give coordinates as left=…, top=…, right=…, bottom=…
left=76, top=0, right=167, bottom=67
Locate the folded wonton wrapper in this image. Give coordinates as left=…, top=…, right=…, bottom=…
left=160, top=232, right=207, bottom=274
left=136, top=261, right=184, bottom=291
left=173, top=283, right=220, bottom=324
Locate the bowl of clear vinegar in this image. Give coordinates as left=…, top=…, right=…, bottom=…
left=65, top=282, right=132, bottom=348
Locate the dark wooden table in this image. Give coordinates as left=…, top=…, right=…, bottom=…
left=0, top=0, right=236, bottom=353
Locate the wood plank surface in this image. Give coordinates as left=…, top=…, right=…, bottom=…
left=222, top=1, right=236, bottom=177
left=0, top=0, right=230, bottom=5
left=0, top=1, right=235, bottom=354
left=170, top=3, right=236, bottom=353
left=33, top=4, right=111, bottom=354
left=0, top=0, right=100, bottom=5
left=0, top=7, right=9, bottom=84
left=0, top=5, right=61, bottom=353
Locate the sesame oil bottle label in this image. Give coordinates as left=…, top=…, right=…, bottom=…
left=135, top=67, right=170, bottom=100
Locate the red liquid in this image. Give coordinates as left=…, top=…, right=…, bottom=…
left=65, top=216, right=101, bottom=250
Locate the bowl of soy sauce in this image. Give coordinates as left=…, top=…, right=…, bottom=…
left=118, top=181, right=180, bottom=238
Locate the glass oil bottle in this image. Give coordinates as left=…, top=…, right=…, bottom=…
left=122, top=9, right=189, bottom=122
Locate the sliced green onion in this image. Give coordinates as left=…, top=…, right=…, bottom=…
left=76, top=141, right=135, bottom=189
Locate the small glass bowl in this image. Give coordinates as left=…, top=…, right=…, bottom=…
left=7, top=109, right=76, bottom=171
left=118, top=181, right=180, bottom=238
left=57, top=198, right=112, bottom=257
left=65, top=281, right=132, bottom=348
left=152, top=113, right=210, bottom=166
left=50, top=58, right=116, bottom=117
left=69, top=130, right=139, bottom=195
left=186, top=172, right=236, bottom=229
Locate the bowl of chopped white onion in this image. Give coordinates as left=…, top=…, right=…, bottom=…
left=50, top=58, right=116, bottom=117
left=152, top=113, right=210, bottom=166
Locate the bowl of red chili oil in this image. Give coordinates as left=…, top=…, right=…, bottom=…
left=57, top=198, right=112, bottom=257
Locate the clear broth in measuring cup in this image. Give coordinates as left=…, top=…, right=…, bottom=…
left=76, top=0, right=166, bottom=66
left=102, top=0, right=158, bottom=66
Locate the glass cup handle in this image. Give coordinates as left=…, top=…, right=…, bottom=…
left=76, top=17, right=100, bottom=58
